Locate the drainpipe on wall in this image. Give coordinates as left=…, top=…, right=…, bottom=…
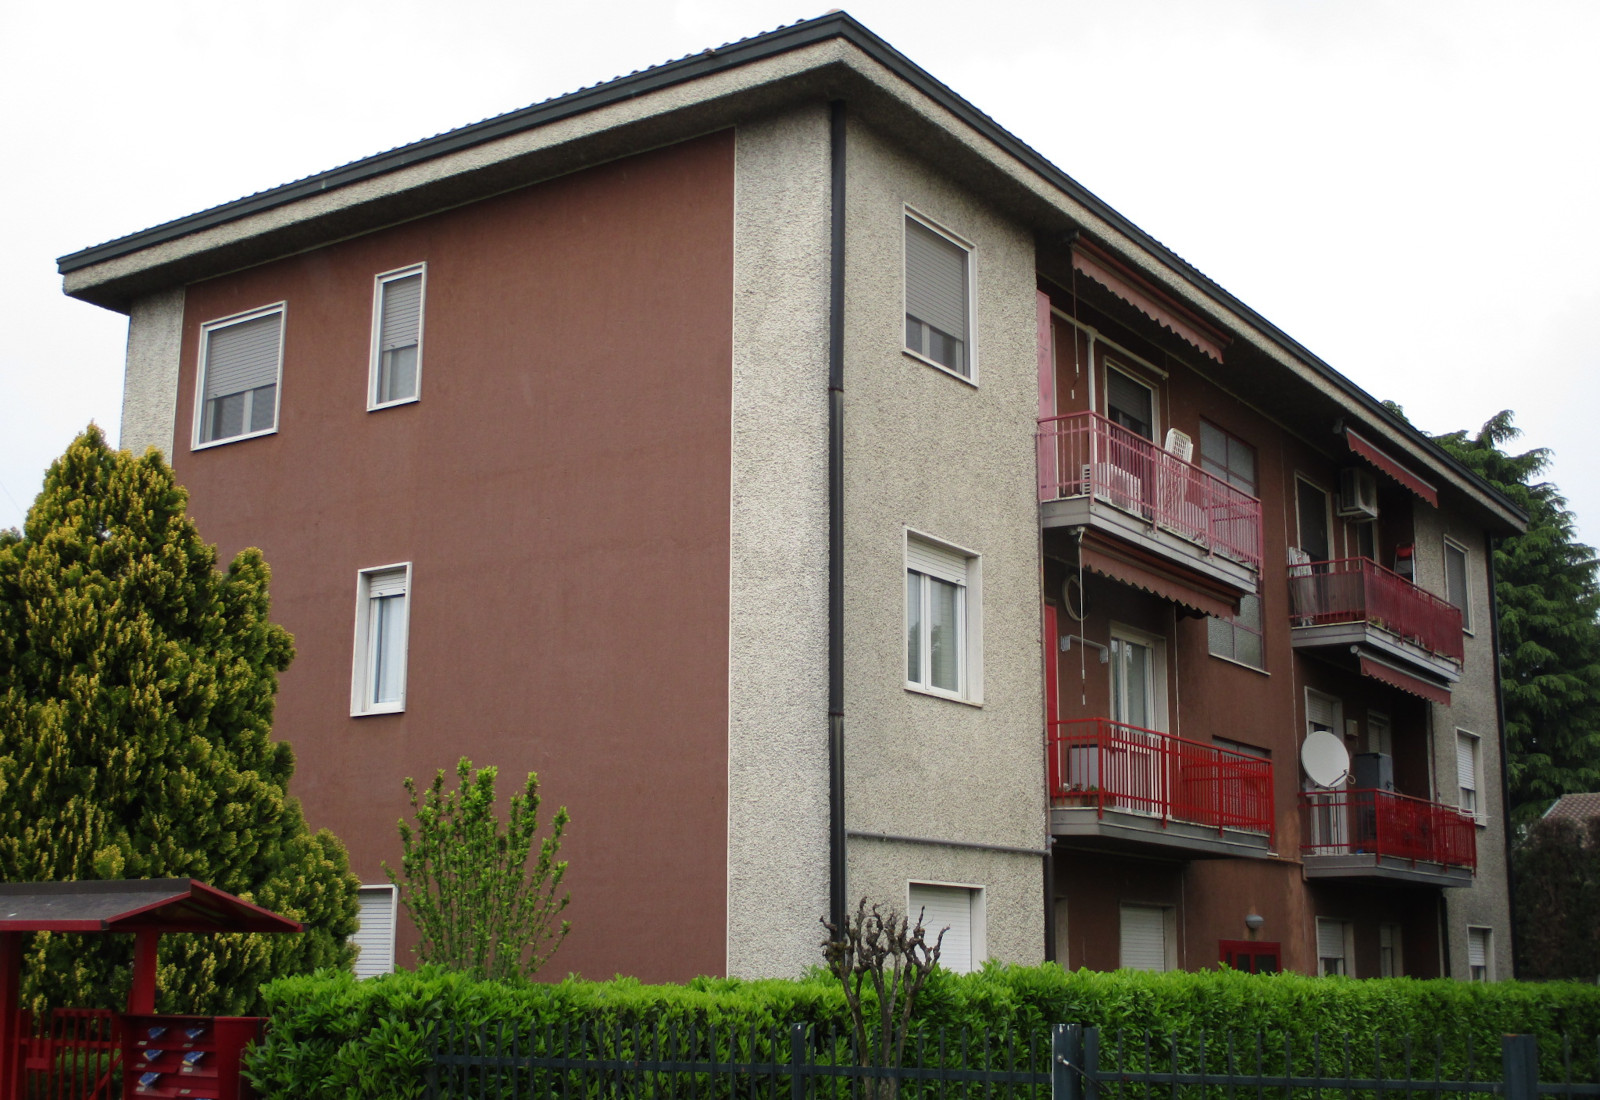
left=827, top=99, right=848, bottom=935
left=1487, top=534, right=1517, bottom=976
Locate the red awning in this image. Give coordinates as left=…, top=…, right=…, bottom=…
left=1358, top=655, right=1451, bottom=706
left=1345, top=427, right=1439, bottom=507
left=1079, top=543, right=1238, bottom=620
left=1071, top=247, right=1228, bottom=363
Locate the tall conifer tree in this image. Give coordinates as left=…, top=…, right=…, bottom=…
left=1432, top=411, right=1600, bottom=822
left=0, top=426, right=358, bottom=1013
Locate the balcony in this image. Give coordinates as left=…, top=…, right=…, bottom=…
left=1299, top=788, right=1476, bottom=886
left=1048, top=718, right=1274, bottom=859
left=1287, top=557, right=1463, bottom=690
left=1037, top=412, right=1262, bottom=605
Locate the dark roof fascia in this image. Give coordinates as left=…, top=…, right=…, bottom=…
left=54, top=11, right=1525, bottom=528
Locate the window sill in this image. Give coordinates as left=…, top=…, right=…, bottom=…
left=904, top=683, right=982, bottom=708
left=368, top=394, right=420, bottom=412
left=352, top=704, right=406, bottom=718
left=193, top=426, right=278, bottom=451
left=1207, top=653, right=1270, bottom=677
left=903, top=348, right=978, bottom=387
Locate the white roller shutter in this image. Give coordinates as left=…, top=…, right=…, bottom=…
left=1119, top=905, right=1167, bottom=972
left=1456, top=733, right=1478, bottom=793
left=904, top=218, right=968, bottom=341
left=909, top=884, right=973, bottom=974
left=204, top=312, right=282, bottom=400
left=353, top=886, right=397, bottom=979
left=1306, top=692, right=1337, bottom=733
left=906, top=538, right=967, bottom=585
left=1316, top=918, right=1348, bottom=974
left=1467, top=928, right=1490, bottom=968
left=379, top=273, right=422, bottom=351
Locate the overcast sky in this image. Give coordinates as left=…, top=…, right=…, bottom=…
left=2, top=0, right=1596, bottom=553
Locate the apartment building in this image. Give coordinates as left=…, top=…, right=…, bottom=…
left=57, top=13, right=1523, bottom=982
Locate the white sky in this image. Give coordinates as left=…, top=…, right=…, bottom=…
left=2, top=0, right=1596, bottom=551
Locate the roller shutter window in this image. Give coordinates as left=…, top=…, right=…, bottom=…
left=353, top=885, right=397, bottom=979
left=353, top=565, right=411, bottom=715
left=1106, top=367, right=1154, bottom=440
left=374, top=267, right=424, bottom=405
left=1119, top=905, right=1168, bottom=972
left=1467, top=927, right=1491, bottom=981
left=904, top=215, right=971, bottom=377
left=1316, top=918, right=1349, bottom=976
left=199, top=307, right=283, bottom=444
left=906, top=537, right=970, bottom=697
left=1457, top=731, right=1480, bottom=818
left=1444, top=539, right=1472, bottom=631
left=909, top=884, right=976, bottom=973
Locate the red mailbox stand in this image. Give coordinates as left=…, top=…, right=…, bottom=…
left=0, top=880, right=301, bottom=1100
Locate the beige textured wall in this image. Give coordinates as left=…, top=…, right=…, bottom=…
left=726, top=106, right=834, bottom=978
left=119, top=288, right=186, bottom=458
left=1413, top=510, right=1513, bottom=979
left=839, top=118, right=1047, bottom=966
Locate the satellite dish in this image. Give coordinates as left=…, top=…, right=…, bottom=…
left=1301, top=731, right=1350, bottom=789
left=1061, top=575, right=1087, bottom=621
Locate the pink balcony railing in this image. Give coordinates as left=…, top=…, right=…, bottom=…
left=1287, top=557, right=1464, bottom=663
left=1036, top=411, right=1262, bottom=569
left=1048, top=718, right=1274, bottom=840
left=1299, top=788, right=1477, bottom=871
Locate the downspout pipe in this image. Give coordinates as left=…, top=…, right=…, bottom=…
left=828, top=99, right=848, bottom=935
left=1487, top=535, right=1518, bottom=975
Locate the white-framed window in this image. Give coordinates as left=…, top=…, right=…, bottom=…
left=908, top=882, right=985, bottom=974
left=352, top=564, right=411, bottom=715
left=1109, top=623, right=1168, bottom=732
left=370, top=264, right=425, bottom=408
left=904, top=210, right=974, bottom=381
left=1316, top=917, right=1353, bottom=977
left=1467, top=926, right=1493, bottom=981
left=905, top=532, right=981, bottom=702
left=1378, top=922, right=1403, bottom=977
left=1120, top=903, right=1175, bottom=972
left=353, top=884, right=398, bottom=978
left=1443, top=537, right=1473, bottom=632
left=194, top=303, right=285, bottom=448
left=1201, top=423, right=1264, bottom=668
left=1457, top=729, right=1482, bottom=820
left=1105, top=364, right=1156, bottom=441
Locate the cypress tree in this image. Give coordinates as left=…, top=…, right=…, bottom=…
left=0, top=426, right=358, bottom=1014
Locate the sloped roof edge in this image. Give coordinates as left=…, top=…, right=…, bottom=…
left=54, top=10, right=1526, bottom=530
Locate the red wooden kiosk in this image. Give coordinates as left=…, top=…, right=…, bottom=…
left=0, top=879, right=302, bottom=1100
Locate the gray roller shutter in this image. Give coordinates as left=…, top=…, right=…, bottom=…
left=1467, top=928, right=1490, bottom=968
left=204, top=312, right=281, bottom=401
left=905, top=218, right=968, bottom=342
left=1119, top=905, right=1167, bottom=972
left=909, top=884, right=973, bottom=973
left=380, top=273, right=422, bottom=351
left=353, top=885, right=397, bottom=979
left=906, top=538, right=967, bottom=585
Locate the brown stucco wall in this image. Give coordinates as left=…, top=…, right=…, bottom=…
left=169, top=133, right=736, bottom=981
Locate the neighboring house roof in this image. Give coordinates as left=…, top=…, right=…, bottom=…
left=55, top=10, right=1526, bottom=533
left=1542, top=792, right=1600, bottom=825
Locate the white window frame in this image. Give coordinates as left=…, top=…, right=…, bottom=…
left=904, top=530, right=982, bottom=704
left=351, top=563, right=412, bottom=716
left=353, top=883, right=399, bottom=979
left=369, top=263, right=427, bottom=410
left=1119, top=903, right=1177, bottom=972
left=1467, top=925, right=1493, bottom=982
left=907, top=880, right=986, bottom=974
left=902, top=207, right=977, bottom=386
left=1316, top=917, right=1354, bottom=977
left=1457, top=729, right=1484, bottom=823
left=1108, top=622, right=1169, bottom=732
left=192, top=302, right=286, bottom=450
left=1443, top=537, right=1474, bottom=633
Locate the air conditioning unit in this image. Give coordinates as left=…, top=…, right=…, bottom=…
left=1163, top=428, right=1194, bottom=463
left=1337, top=468, right=1379, bottom=520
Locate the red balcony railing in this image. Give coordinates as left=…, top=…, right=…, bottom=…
left=1048, top=718, right=1274, bottom=839
left=1036, top=411, right=1262, bottom=569
left=1287, top=557, right=1464, bottom=663
left=1299, top=788, right=1476, bottom=871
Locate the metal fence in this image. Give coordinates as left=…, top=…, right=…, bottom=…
left=427, top=1022, right=1600, bottom=1100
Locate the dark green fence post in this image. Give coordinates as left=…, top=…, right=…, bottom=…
left=424, top=1022, right=439, bottom=1100
left=1503, top=1034, right=1538, bottom=1100
left=1054, top=1024, right=1082, bottom=1100
left=791, top=1023, right=807, bottom=1100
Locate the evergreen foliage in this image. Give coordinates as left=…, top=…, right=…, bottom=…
left=1432, top=411, right=1600, bottom=821
left=1513, top=814, right=1600, bottom=981
left=387, top=756, right=569, bottom=980
left=0, top=427, right=359, bottom=1013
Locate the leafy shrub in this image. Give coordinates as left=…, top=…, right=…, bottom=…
left=246, top=965, right=1600, bottom=1100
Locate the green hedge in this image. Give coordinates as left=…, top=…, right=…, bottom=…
left=245, top=965, right=1600, bottom=1100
